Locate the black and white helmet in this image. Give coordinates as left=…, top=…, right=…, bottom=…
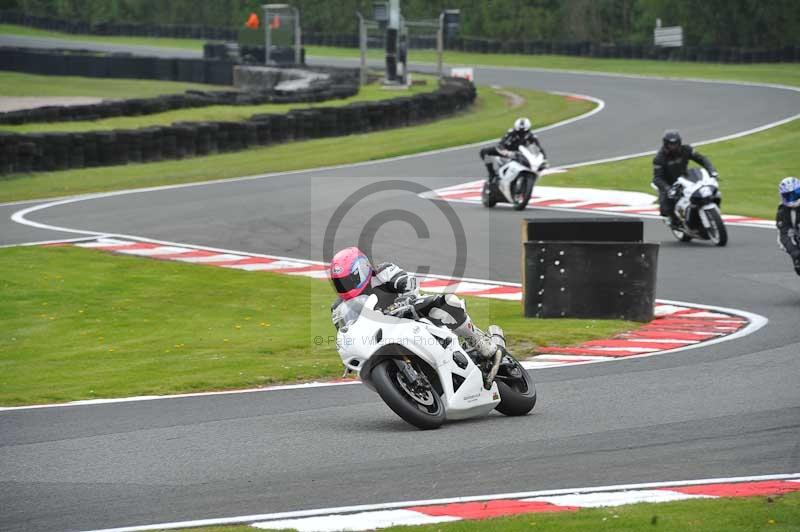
left=513, top=117, right=532, bottom=133
left=662, top=130, right=682, bottom=153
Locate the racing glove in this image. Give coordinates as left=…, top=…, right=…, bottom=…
left=384, top=297, right=418, bottom=319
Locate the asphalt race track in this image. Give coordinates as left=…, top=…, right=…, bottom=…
left=1, top=37, right=799, bottom=532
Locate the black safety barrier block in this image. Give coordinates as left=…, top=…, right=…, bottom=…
left=522, top=241, right=659, bottom=322
left=522, top=218, right=644, bottom=243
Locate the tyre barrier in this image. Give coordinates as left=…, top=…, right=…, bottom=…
left=521, top=218, right=659, bottom=322
left=0, top=46, right=235, bottom=85
left=0, top=50, right=360, bottom=125
left=0, top=77, right=475, bottom=176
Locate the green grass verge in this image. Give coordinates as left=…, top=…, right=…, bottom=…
left=0, top=74, right=439, bottom=133
left=0, top=87, right=593, bottom=202
left=544, top=117, right=799, bottom=220
left=164, top=492, right=800, bottom=532
left=0, top=71, right=219, bottom=99
left=307, top=46, right=800, bottom=88
left=0, top=245, right=631, bottom=406
left=0, top=23, right=205, bottom=50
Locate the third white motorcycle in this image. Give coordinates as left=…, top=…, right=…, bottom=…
left=482, top=145, right=546, bottom=211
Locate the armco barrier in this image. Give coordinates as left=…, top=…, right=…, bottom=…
left=0, top=77, right=475, bottom=176
left=521, top=218, right=659, bottom=322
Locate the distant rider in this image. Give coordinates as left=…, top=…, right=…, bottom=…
left=328, top=247, right=500, bottom=360
left=776, top=176, right=800, bottom=276
left=480, top=117, right=548, bottom=181
left=653, top=130, right=718, bottom=227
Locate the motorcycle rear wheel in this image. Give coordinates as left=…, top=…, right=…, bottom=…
left=494, top=353, right=537, bottom=416
left=372, top=358, right=445, bottom=430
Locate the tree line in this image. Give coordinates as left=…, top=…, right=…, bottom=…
left=4, top=0, right=799, bottom=48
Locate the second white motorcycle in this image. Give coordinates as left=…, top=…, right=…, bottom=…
left=482, top=145, right=547, bottom=211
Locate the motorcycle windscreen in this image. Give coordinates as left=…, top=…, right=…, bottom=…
left=332, top=295, right=370, bottom=330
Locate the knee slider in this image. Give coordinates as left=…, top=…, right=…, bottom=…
left=444, top=294, right=465, bottom=309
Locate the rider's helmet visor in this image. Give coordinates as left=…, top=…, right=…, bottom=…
left=332, top=271, right=363, bottom=295
left=781, top=189, right=800, bottom=205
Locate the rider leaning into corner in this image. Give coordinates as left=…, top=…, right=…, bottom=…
left=328, top=247, right=502, bottom=360
left=479, top=117, right=548, bottom=181
left=776, top=176, right=800, bottom=276
left=653, top=130, right=719, bottom=227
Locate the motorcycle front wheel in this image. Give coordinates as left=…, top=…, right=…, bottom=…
left=511, top=174, right=533, bottom=211
left=372, top=358, right=445, bottom=430
left=494, top=353, right=537, bottom=416
left=671, top=227, right=692, bottom=242
left=704, top=208, right=728, bottom=247
left=481, top=181, right=497, bottom=208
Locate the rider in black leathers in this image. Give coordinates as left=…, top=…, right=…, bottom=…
left=652, top=130, right=718, bottom=227
left=480, top=117, right=547, bottom=181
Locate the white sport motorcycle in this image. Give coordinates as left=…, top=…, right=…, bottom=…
left=482, top=145, right=547, bottom=211
left=333, top=294, right=536, bottom=430
left=661, top=168, right=728, bottom=246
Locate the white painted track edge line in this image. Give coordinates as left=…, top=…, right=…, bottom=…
left=0, top=381, right=361, bottom=412
left=80, top=472, right=800, bottom=532
left=0, top=235, right=106, bottom=248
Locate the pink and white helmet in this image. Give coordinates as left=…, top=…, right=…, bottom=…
left=329, top=247, right=373, bottom=300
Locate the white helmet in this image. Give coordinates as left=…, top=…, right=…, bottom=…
left=513, top=117, right=531, bottom=133
left=779, top=176, right=800, bottom=208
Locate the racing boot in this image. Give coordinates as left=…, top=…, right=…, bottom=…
left=465, top=332, right=503, bottom=390
left=485, top=163, right=498, bottom=184
left=663, top=215, right=681, bottom=230
left=487, top=325, right=506, bottom=348
left=468, top=333, right=499, bottom=360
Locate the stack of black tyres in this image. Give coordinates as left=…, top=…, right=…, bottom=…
left=0, top=77, right=476, bottom=175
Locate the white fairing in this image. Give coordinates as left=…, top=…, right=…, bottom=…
left=335, top=295, right=500, bottom=420
left=496, top=145, right=544, bottom=203
left=674, top=168, right=721, bottom=223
